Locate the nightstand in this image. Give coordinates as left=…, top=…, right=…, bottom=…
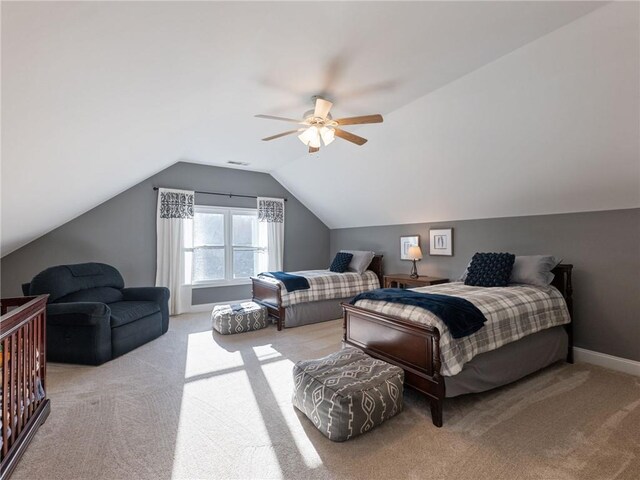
left=383, top=273, right=449, bottom=289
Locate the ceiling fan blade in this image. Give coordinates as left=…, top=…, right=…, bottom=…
left=313, top=98, right=333, bottom=118
left=255, top=114, right=305, bottom=124
left=309, top=146, right=320, bottom=153
left=261, top=129, right=300, bottom=141
left=335, top=114, right=383, bottom=126
left=334, top=128, right=368, bottom=146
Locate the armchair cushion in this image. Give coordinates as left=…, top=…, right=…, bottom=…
left=56, top=287, right=124, bottom=304
left=122, top=287, right=170, bottom=333
left=109, top=301, right=161, bottom=328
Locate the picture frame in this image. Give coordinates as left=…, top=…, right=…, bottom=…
left=429, top=228, right=453, bottom=256
left=400, top=235, right=420, bottom=260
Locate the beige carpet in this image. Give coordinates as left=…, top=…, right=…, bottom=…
left=11, top=313, right=640, bottom=480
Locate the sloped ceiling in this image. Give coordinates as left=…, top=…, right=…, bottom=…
left=274, top=1, right=640, bottom=228
left=2, top=1, right=636, bottom=255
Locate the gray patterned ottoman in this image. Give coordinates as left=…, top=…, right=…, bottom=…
left=292, top=347, right=404, bottom=442
left=212, top=302, right=268, bottom=335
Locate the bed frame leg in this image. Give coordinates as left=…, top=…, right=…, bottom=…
left=276, top=307, right=285, bottom=331
left=430, top=399, right=443, bottom=428
left=564, top=324, right=574, bottom=364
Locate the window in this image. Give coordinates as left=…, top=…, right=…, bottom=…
left=185, top=206, right=268, bottom=287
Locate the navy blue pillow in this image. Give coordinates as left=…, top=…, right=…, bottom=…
left=464, top=252, right=516, bottom=287
left=329, top=252, right=354, bottom=273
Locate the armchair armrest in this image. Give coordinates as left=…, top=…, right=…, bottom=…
left=47, top=302, right=111, bottom=326
left=122, top=287, right=170, bottom=333
left=122, top=287, right=170, bottom=304
left=46, top=302, right=112, bottom=365
left=47, top=302, right=111, bottom=325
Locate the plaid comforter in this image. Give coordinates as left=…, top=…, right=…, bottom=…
left=258, top=270, right=380, bottom=307
left=354, top=282, right=570, bottom=376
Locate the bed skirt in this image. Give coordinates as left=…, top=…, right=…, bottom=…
left=444, top=325, right=568, bottom=397
left=283, top=297, right=351, bottom=328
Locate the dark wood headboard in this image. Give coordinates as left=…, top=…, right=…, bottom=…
left=368, top=254, right=384, bottom=286
left=550, top=263, right=573, bottom=317
left=550, top=263, right=574, bottom=363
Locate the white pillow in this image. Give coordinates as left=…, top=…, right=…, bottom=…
left=510, top=255, right=560, bottom=286
left=339, top=250, right=375, bottom=275
left=459, top=261, right=471, bottom=282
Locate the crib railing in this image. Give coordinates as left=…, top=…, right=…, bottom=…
left=1, top=295, right=51, bottom=479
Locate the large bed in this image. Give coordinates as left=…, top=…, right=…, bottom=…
left=251, top=255, right=383, bottom=330
left=342, top=264, right=573, bottom=427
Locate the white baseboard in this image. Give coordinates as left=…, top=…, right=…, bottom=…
left=573, top=347, right=640, bottom=377
left=189, top=299, right=252, bottom=313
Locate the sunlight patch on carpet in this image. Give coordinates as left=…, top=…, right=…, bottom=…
left=184, top=330, right=244, bottom=379
left=260, top=355, right=324, bottom=470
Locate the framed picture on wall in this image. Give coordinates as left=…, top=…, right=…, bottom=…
left=429, top=228, right=453, bottom=256
left=400, top=235, right=420, bottom=260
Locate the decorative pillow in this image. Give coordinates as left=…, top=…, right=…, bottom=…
left=464, top=252, right=516, bottom=287
left=329, top=252, right=354, bottom=273
left=340, top=250, right=375, bottom=275
left=510, top=255, right=559, bottom=286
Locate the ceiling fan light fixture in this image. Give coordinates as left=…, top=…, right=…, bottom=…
left=298, top=126, right=321, bottom=148
left=320, top=126, right=335, bottom=146
left=257, top=96, right=383, bottom=151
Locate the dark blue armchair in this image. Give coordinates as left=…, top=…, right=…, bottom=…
left=23, top=263, right=170, bottom=365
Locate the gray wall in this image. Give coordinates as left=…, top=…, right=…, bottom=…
left=1, top=162, right=330, bottom=304
left=3, top=164, right=638, bottom=362
left=331, top=208, right=640, bottom=362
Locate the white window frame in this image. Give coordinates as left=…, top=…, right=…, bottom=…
left=188, top=205, right=267, bottom=288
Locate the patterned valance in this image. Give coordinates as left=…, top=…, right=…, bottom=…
left=257, top=197, right=285, bottom=223
left=159, top=189, right=194, bottom=219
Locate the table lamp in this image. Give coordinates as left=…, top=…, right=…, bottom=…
left=408, top=245, right=422, bottom=279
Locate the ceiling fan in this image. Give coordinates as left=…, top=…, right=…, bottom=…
left=256, top=96, right=383, bottom=153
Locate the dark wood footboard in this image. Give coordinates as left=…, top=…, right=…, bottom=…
left=342, top=303, right=445, bottom=426
left=250, top=277, right=286, bottom=330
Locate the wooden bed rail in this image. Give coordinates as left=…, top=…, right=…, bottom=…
left=1, top=295, right=51, bottom=479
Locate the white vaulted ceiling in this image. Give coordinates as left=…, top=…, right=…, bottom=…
left=2, top=1, right=638, bottom=254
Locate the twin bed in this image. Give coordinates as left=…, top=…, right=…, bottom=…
left=252, top=255, right=573, bottom=427
left=251, top=254, right=384, bottom=330
left=344, top=264, right=573, bottom=426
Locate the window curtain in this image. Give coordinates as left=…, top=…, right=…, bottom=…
left=257, top=197, right=284, bottom=271
left=156, top=188, right=194, bottom=315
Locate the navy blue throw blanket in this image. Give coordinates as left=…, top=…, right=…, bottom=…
left=262, top=272, right=310, bottom=292
left=350, top=288, right=487, bottom=339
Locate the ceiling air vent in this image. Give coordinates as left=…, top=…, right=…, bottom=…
left=227, top=161, right=250, bottom=166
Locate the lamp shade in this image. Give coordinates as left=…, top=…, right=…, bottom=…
left=407, top=245, right=423, bottom=260
left=320, top=126, right=335, bottom=146
left=298, top=126, right=321, bottom=148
